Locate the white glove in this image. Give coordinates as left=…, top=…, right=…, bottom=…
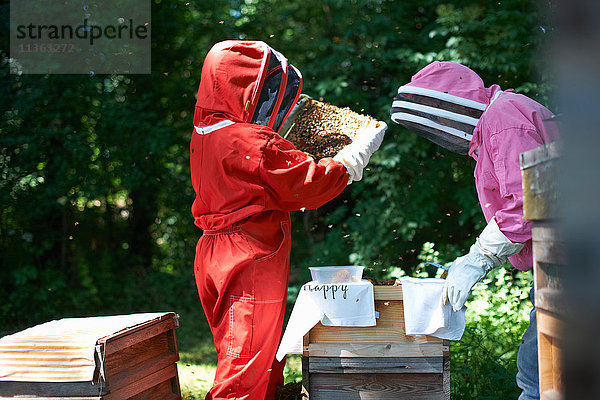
left=442, top=217, right=525, bottom=311
left=333, top=120, right=387, bottom=184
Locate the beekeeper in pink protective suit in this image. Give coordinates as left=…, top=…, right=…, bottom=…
left=390, top=61, right=560, bottom=400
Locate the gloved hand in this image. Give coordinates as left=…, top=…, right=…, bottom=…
left=333, top=120, right=387, bottom=184
left=442, top=217, right=525, bottom=311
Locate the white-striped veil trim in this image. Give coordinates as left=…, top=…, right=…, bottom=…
left=397, top=85, right=487, bottom=111
left=194, top=119, right=235, bottom=135
left=391, top=100, right=480, bottom=126
left=391, top=112, right=474, bottom=141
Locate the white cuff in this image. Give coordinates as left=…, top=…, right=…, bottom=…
left=333, top=143, right=367, bottom=184
left=474, top=217, right=525, bottom=268
left=333, top=120, right=386, bottom=185
left=354, top=120, right=387, bottom=153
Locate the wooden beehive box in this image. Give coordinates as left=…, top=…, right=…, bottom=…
left=0, top=312, right=181, bottom=400
left=302, top=285, right=450, bottom=399
left=520, top=141, right=564, bottom=400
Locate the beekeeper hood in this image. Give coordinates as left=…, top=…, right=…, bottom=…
left=194, top=40, right=302, bottom=133
left=390, top=61, right=500, bottom=154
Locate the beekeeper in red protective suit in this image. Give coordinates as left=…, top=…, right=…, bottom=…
left=191, top=40, right=386, bottom=400
left=390, top=61, right=559, bottom=400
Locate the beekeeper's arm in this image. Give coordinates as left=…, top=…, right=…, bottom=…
left=260, top=121, right=386, bottom=211
left=442, top=128, right=535, bottom=311
left=442, top=217, right=525, bottom=311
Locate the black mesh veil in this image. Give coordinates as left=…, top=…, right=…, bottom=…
left=390, top=91, right=484, bottom=154
left=396, top=120, right=471, bottom=155
left=251, top=50, right=285, bottom=127
left=251, top=47, right=302, bottom=133
left=272, top=65, right=301, bottom=132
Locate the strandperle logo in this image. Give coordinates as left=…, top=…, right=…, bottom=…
left=15, top=18, right=149, bottom=46
left=10, top=0, right=151, bottom=74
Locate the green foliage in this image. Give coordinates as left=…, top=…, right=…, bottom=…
left=283, top=356, right=303, bottom=384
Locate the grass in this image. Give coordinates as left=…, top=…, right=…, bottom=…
left=178, top=361, right=216, bottom=400
left=172, top=302, right=217, bottom=399
left=177, top=353, right=302, bottom=399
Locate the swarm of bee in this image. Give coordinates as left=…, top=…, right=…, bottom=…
left=284, top=98, right=375, bottom=160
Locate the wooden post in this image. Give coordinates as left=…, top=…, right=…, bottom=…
left=520, top=141, right=564, bottom=400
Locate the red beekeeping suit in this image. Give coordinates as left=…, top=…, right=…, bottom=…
left=190, top=40, right=348, bottom=399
